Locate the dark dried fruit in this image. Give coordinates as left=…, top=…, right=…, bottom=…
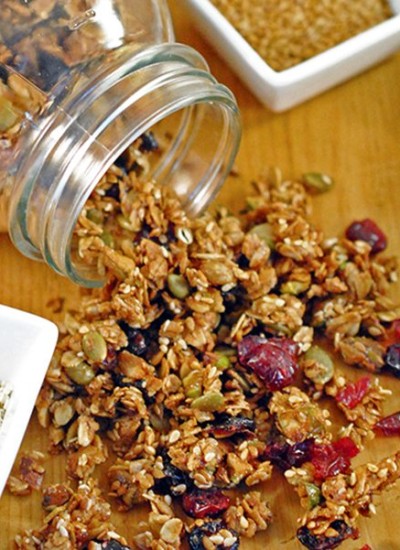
left=345, top=219, right=387, bottom=253
left=310, top=438, right=359, bottom=480
left=237, top=335, right=299, bottom=391
left=374, top=411, right=400, bottom=436
left=188, top=520, right=239, bottom=550
left=84, top=541, right=132, bottom=550
left=153, top=451, right=191, bottom=496
left=104, top=183, right=121, bottom=201
left=335, top=376, right=371, bottom=409
left=118, top=321, right=149, bottom=357
left=208, top=415, right=256, bottom=439
left=263, top=438, right=314, bottom=471
left=384, top=343, right=400, bottom=378
left=139, top=131, right=159, bottom=152
left=297, top=520, right=356, bottom=549
left=182, top=488, right=230, bottom=518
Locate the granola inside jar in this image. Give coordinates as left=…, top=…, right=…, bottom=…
left=0, top=0, right=240, bottom=285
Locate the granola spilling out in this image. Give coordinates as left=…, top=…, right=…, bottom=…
left=14, top=145, right=400, bottom=549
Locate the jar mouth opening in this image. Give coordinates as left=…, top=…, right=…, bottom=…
left=9, top=43, right=241, bottom=287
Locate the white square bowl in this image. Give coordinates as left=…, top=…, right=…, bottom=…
left=184, top=0, right=400, bottom=112
left=0, top=305, right=58, bottom=497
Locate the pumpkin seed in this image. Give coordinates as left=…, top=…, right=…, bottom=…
left=183, top=370, right=202, bottom=399
left=281, top=280, right=309, bottom=295
left=65, top=362, right=95, bottom=386
left=302, top=172, right=334, bottom=193
left=101, top=230, right=115, bottom=248
left=191, top=391, right=225, bottom=412
left=82, top=331, right=107, bottom=362
left=215, top=354, right=231, bottom=370
left=86, top=208, right=104, bottom=225
left=167, top=273, right=190, bottom=299
left=246, top=196, right=265, bottom=210
left=0, top=96, right=20, bottom=131
left=303, top=345, right=334, bottom=385
left=304, top=482, right=321, bottom=509
left=249, top=223, right=274, bottom=248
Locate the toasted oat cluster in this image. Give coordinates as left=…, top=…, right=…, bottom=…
left=15, top=143, right=400, bottom=549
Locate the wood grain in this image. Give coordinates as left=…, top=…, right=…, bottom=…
left=1, top=3, right=400, bottom=548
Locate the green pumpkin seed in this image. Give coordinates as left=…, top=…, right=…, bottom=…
left=101, top=230, right=115, bottom=248
left=65, top=362, right=95, bottom=386
left=191, top=391, right=225, bottom=412
left=0, top=96, right=20, bottom=131
left=245, top=196, right=265, bottom=210
left=304, top=482, right=321, bottom=509
left=215, top=354, right=231, bottom=370
left=167, top=273, right=190, bottom=299
left=82, top=331, right=107, bottom=362
left=281, top=280, right=309, bottom=295
left=87, top=208, right=104, bottom=225
left=303, top=345, right=334, bottom=385
left=302, top=172, right=334, bottom=193
left=183, top=370, right=202, bottom=399
left=249, top=223, right=274, bottom=249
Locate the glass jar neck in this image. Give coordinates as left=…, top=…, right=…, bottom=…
left=8, top=43, right=241, bottom=286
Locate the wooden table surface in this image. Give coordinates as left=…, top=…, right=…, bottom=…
left=1, top=3, right=400, bottom=549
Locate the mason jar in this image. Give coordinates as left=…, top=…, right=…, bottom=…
left=0, top=0, right=240, bottom=286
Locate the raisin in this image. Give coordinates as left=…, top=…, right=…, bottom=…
left=237, top=335, right=299, bottom=391
left=263, top=438, right=314, bottom=471
left=384, top=344, right=400, bottom=378
left=84, top=541, right=132, bottom=550
left=104, top=183, right=120, bottom=201
left=335, top=376, right=371, bottom=409
left=208, top=416, right=256, bottom=439
left=118, top=321, right=149, bottom=357
left=188, top=520, right=239, bottom=550
left=153, top=451, right=191, bottom=496
left=374, top=411, right=400, bottom=436
left=297, top=520, right=356, bottom=549
left=182, top=488, right=230, bottom=518
left=310, top=438, right=359, bottom=480
left=345, top=219, right=387, bottom=253
left=139, top=131, right=159, bottom=152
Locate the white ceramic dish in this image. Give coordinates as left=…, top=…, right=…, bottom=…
left=184, top=0, right=400, bottom=112
left=0, top=305, right=58, bottom=497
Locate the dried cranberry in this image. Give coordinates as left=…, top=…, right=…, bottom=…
left=359, top=545, right=372, bottom=550
left=335, top=376, right=371, bottom=409
left=374, top=411, right=400, bottom=436
left=209, top=416, right=255, bottom=439
left=182, top=488, right=230, bottom=518
left=310, top=438, right=359, bottom=480
left=297, top=520, right=357, bottom=549
left=188, top=520, right=239, bottom=550
left=345, top=219, right=387, bottom=253
left=384, top=344, right=400, bottom=378
left=264, top=439, right=314, bottom=471
left=237, top=335, right=299, bottom=391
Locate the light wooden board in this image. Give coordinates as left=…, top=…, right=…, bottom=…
left=1, top=3, right=400, bottom=548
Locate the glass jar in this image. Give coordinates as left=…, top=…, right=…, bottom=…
left=0, top=0, right=240, bottom=286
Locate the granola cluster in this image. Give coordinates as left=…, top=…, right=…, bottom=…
left=14, top=146, right=400, bottom=549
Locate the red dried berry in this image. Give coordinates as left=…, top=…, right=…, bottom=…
left=310, top=437, right=359, bottom=480
left=374, top=411, right=400, bottom=436
left=359, top=545, right=372, bottom=550
left=237, top=335, right=299, bottom=391
left=335, top=376, right=371, bottom=409
left=297, top=520, right=357, bottom=549
left=182, top=488, right=230, bottom=519
left=345, top=219, right=387, bottom=253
